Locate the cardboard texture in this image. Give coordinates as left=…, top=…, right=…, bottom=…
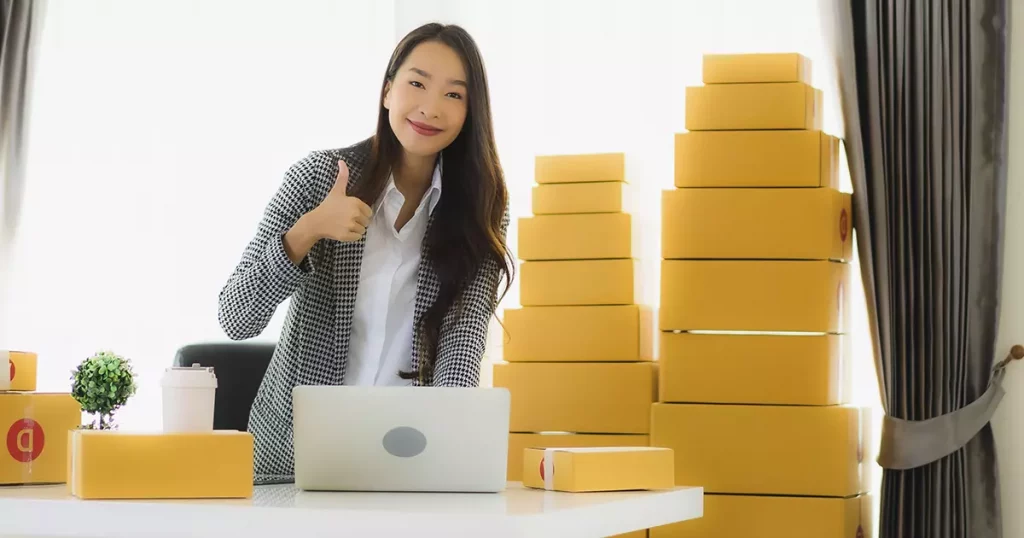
left=68, top=430, right=254, bottom=499
left=0, top=393, right=80, bottom=484
left=507, top=433, right=650, bottom=481
left=685, top=82, right=822, bottom=131
left=535, top=153, right=625, bottom=184
left=659, top=260, right=851, bottom=333
left=661, top=187, right=853, bottom=261
left=522, top=446, right=674, bottom=492
left=493, top=362, right=657, bottom=434
left=520, top=259, right=641, bottom=306
left=674, top=130, right=840, bottom=188
left=650, top=403, right=871, bottom=497
left=1, top=351, right=38, bottom=392
left=650, top=493, right=872, bottom=538
left=659, top=332, right=851, bottom=406
left=532, top=181, right=632, bottom=214
left=702, top=53, right=812, bottom=84
left=503, top=305, right=653, bottom=362
left=518, top=213, right=636, bottom=260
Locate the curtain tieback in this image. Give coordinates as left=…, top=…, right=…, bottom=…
left=877, top=345, right=1024, bottom=470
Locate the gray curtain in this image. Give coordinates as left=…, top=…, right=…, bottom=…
left=830, top=0, right=1014, bottom=537
left=1, top=0, right=42, bottom=258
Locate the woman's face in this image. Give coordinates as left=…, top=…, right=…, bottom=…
left=384, top=41, right=469, bottom=158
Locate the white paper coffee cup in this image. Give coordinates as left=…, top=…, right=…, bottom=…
left=161, top=363, right=217, bottom=432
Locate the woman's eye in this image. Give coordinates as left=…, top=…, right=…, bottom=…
left=447, top=92, right=463, bottom=100
left=410, top=81, right=424, bottom=88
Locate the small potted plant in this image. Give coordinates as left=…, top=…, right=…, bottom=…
left=70, top=350, right=138, bottom=430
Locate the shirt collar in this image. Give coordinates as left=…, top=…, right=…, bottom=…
left=376, top=157, right=443, bottom=215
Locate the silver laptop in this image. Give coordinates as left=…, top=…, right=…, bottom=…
left=292, top=385, right=510, bottom=492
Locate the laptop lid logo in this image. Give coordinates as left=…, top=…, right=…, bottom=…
left=382, top=426, right=427, bottom=457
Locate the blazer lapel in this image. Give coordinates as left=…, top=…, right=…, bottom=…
left=331, top=146, right=370, bottom=385
left=410, top=211, right=439, bottom=382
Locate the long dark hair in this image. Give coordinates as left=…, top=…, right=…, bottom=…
left=350, top=23, right=513, bottom=383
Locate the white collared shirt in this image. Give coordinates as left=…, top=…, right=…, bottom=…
left=342, top=162, right=442, bottom=386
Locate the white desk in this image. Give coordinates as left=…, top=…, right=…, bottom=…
left=0, top=482, right=702, bottom=538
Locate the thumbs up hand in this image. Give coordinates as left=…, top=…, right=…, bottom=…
left=308, top=160, right=373, bottom=242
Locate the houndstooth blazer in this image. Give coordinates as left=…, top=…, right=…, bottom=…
left=217, top=138, right=507, bottom=484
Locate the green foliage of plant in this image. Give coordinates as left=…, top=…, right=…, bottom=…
left=70, top=350, right=137, bottom=429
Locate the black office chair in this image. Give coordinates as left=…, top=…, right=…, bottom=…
left=172, top=342, right=275, bottom=432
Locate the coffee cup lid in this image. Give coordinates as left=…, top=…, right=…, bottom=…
left=161, top=363, right=218, bottom=388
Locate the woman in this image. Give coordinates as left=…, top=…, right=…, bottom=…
left=217, top=23, right=514, bottom=484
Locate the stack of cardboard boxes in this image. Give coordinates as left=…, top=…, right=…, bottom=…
left=650, top=53, right=872, bottom=537
left=493, top=153, right=657, bottom=537
left=1, top=351, right=81, bottom=485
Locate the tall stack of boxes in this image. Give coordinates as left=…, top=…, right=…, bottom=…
left=1, top=351, right=81, bottom=485
left=493, top=152, right=657, bottom=501
left=651, top=53, right=872, bottom=538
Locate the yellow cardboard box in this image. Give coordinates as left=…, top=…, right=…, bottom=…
left=507, top=433, right=649, bottom=481
left=674, top=130, right=840, bottom=188
left=0, top=392, right=80, bottom=485
left=662, top=187, right=853, bottom=261
left=660, top=332, right=851, bottom=406
left=650, top=403, right=871, bottom=497
left=520, top=259, right=641, bottom=306
left=651, top=493, right=872, bottom=538
left=519, top=213, right=636, bottom=260
left=535, top=153, right=625, bottom=184
left=503, top=305, right=653, bottom=362
left=685, top=82, right=822, bottom=131
left=533, top=182, right=631, bottom=215
left=613, top=532, right=648, bottom=538
left=702, top=53, right=812, bottom=84
left=1, top=351, right=38, bottom=392
left=68, top=430, right=254, bottom=499
left=660, top=260, right=850, bottom=333
left=493, top=362, right=657, bottom=434
left=523, top=447, right=674, bottom=492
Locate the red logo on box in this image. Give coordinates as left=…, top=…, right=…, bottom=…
left=856, top=524, right=864, bottom=538
left=9, top=360, right=15, bottom=381
left=6, top=419, right=45, bottom=463
left=539, top=458, right=546, bottom=480
left=840, top=209, right=849, bottom=242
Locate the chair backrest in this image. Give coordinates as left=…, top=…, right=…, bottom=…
left=172, top=342, right=274, bottom=431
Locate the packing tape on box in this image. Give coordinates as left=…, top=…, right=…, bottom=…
left=543, top=448, right=555, bottom=490
left=1, top=350, right=10, bottom=391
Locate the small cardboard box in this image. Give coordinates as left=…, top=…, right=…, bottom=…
left=674, top=130, right=840, bottom=188
left=661, top=187, right=853, bottom=261
left=660, top=260, right=850, bottom=333
left=702, top=52, right=812, bottom=84
left=522, top=447, right=674, bottom=492
left=519, top=213, right=636, bottom=261
left=685, top=82, right=822, bottom=131
left=493, top=362, right=657, bottom=434
left=660, top=332, right=851, bottom=406
left=0, top=392, right=80, bottom=484
left=650, top=403, right=871, bottom=497
left=1, top=350, right=38, bottom=392
left=532, top=181, right=631, bottom=214
left=503, top=305, right=653, bottom=362
left=507, top=433, right=649, bottom=481
left=520, top=259, right=642, bottom=306
left=68, top=430, right=254, bottom=499
left=535, top=153, right=625, bottom=184
left=651, top=493, right=872, bottom=538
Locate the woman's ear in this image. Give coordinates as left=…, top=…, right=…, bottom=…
left=382, top=81, right=392, bottom=109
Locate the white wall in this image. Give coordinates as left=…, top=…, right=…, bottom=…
left=1, top=0, right=396, bottom=428
left=992, top=2, right=1024, bottom=536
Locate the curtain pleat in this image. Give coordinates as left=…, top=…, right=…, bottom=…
left=832, top=0, right=1012, bottom=536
